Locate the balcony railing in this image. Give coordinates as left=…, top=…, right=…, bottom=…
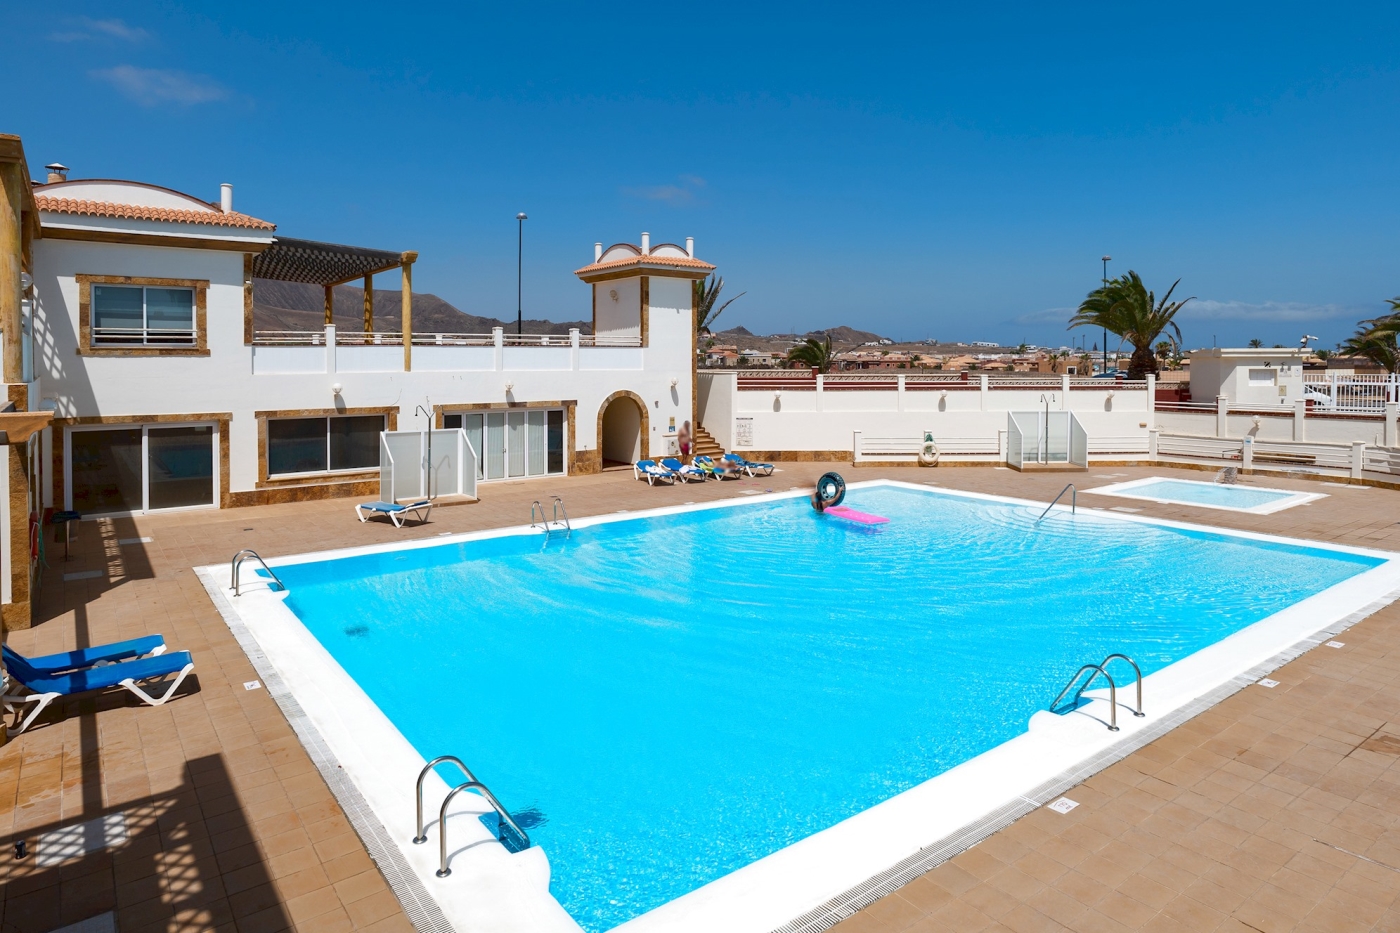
left=252, top=328, right=642, bottom=349
left=93, top=326, right=197, bottom=347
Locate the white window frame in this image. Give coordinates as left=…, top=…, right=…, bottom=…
left=266, top=414, right=386, bottom=480
left=64, top=421, right=220, bottom=516
left=445, top=408, right=568, bottom=482
left=90, top=284, right=197, bottom=347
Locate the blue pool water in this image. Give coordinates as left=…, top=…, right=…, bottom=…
left=274, top=485, right=1378, bottom=930
left=1115, top=479, right=1299, bottom=510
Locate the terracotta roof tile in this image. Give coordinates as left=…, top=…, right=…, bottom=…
left=574, top=254, right=715, bottom=277
left=35, top=195, right=276, bottom=231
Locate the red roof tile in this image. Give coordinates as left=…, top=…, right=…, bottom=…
left=35, top=195, right=276, bottom=231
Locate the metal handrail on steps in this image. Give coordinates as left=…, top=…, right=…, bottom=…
left=230, top=549, right=285, bottom=596
left=1049, top=652, right=1145, bottom=731
left=1035, top=483, right=1076, bottom=523
left=413, top=755, right=530, bottom=878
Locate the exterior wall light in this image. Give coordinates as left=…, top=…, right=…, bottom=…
left=505, top=382, right=514, bottom=392
left=670, top=378, right=679, bottom=388
left=332, top=383, right=343, bottom=395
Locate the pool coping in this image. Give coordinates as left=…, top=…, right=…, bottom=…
left=1081, top=475, right=1330, bottom=514
left=196, top=479, right=1400, bottom=933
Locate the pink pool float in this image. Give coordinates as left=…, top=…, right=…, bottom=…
left=823, top=505, right=889, bottom=525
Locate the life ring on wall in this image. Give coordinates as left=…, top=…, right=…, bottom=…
left=918, top=434, right=940, bottom=467
left=811, top=472, right=846, bottom=512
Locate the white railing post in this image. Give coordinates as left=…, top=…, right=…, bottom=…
left=852, top=430, right=862, bottom=462
left=569, top=327, right=580, bottom=371
left=1352, top=441, right=1366, bottom=479
left=979, top=373, right=989, bottom=411
left=1216, top=395, right=1228, bottom=438
left=1241, top=435, right=1253, bottom=471
left=493, top=326, right=504, bottom=371
left=897, top=374, right=905, bottom=412
left=1386, top=401, right=1398, bottom=448
left=1293, top=398, right=1307, bottom=442
left=816, top=373, right=824, bottom=411
left=1060, top=374, right=1070, bottom=409
left=1145, top=373, right=1156, bottom=416
left=1148, top=429, right=1159, bottom=459
left=325, top=324, right=337, bottom=374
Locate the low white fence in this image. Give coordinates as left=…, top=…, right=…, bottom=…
left=852, top=432, right=1001, bottom=462
left=379, top=429, right=479, bottom=502
left=1154, top=432, right=1379, bottom=478
left=1303, top=373, right=1400, bottom=413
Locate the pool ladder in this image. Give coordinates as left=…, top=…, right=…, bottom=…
left=530, top=496, right=571, bottom=544
left=230, top=549, right=285, bottom=596
left=1035, top=483, right=1076, bottom=523
left=414, top=755, right=531, bottom=877
left=1049, top=653, right=1144, bottom=731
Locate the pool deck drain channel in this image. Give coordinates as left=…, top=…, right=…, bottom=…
left=197, top=568, right=457, bottom=933
left=769, top=583, right=1400, bottom=933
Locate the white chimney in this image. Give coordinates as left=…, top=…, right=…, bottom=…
left=220, top=183, right=233, bottom=213
left=640, top=232, right=650, bottom=255
left=685, top=236, right=694, bottom=258
left=594, top=242, right=603, bottom=262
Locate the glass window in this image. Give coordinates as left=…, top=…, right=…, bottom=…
left=442, top=414, right=462, bottom=429
left=330, top=416, right=382, bottom=471
left=547, top=409, right=564, bottom=474
left=147, top=426, right=214, bottom=509
left=527, top=411, right=546, bottom=475
left=91, top=285, right=194, bottom=346
left=268, top=418, right=329, bottom=475
left=485, top=413, right=505, bottom=479
left=507, top=411, right=526, bottom=477
left=71, top=429, right=143, bottom=513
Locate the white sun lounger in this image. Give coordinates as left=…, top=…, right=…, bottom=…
left=356, top=500, right=433, bottom=527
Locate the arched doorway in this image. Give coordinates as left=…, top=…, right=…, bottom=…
left=598, top=392, right=646, bottom=468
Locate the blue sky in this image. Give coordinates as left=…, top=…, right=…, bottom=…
left=6, top=3, right=1399, bottom=350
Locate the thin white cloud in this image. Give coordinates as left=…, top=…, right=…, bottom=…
left=91, top=66, right=228, bottom=106
left=1180, top=299, right=1356, bottom=323
left=1009, top=306, right=1075, bottom=326
left=51, top=17, right=150, bottom=43
left=622, top=175, right=707, bottom=206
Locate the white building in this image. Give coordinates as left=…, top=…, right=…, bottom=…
left=1, top=132, right=712, bottom=625
left=1187, top=347, right=1308, bottom=407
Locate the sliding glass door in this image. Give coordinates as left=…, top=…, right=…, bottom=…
left=444, top=408, right=565, bottom=481
left=69, top=423, right=217, bottom=515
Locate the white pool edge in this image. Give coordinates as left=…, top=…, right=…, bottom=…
left=1081, top=475, right=1329, bottom=514
left=199, top=480, right=1400, bottom=933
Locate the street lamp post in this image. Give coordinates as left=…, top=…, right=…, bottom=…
left=516, top=212, right=528, bottom=336
left=1101, top=255, right=1111, bottom=374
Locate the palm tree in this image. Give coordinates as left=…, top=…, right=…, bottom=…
left=1069, top=271, right=1192, bottom=379
left=1342, top=299, right=1400, bottom=373
left=787, top=335, right=835, bottom=372
left=693, top=275, right=745, bottom=335
left=1248, top=338, right=1263, bottom=348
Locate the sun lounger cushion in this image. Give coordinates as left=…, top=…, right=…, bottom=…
left=2, top=634, right=165, bottom=675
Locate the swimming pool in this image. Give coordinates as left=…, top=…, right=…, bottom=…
left=1084, top=476, right=1328, bottom=513
left=207, top=481, right=1400, bottom=933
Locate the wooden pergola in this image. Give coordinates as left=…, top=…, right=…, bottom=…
left=251, top=236, right=419, bottom=364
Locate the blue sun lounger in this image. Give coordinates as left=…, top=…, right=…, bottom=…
left=2, top=633, right=166, bottom=676
left=661, top=458, right=706, bottom=483
left=2, top=647, right=195, bottom=736
left=634, top=460, right=676, bottom=485
left=723, top=453, right=774, bottom=477
left=356, top=500, right=433, bottom=527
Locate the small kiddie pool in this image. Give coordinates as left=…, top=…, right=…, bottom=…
left=1084, top=476, right=1328, bottom=514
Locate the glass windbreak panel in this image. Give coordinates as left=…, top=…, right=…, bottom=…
left=70, top=428, right=143, bottom=513
left=507, top=412, right=526, bottom=477
left=144, top=288, right=194, bottom=333
left=485, top=413, right=505, bottom=480
left=329, top=416, right=382, bottom=471
left=465, top=414, right=484, bottom=479
left=91, top=285, right=143, bottom=341
left=547, top=409, right=564, bottom=474
left=268, top=418, right=328, bottom=475
left=147, top=426, right=214, bottom=509
left=527, top=411, right=546, bottom=475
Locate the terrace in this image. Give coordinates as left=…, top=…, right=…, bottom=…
left=2, top=463, right=1400, bottom=932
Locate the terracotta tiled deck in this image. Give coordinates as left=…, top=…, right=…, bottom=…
left=2, top=464, right=1398, bottom=933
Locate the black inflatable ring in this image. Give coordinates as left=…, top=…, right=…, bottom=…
left=812, top=472, right=846, bottom=511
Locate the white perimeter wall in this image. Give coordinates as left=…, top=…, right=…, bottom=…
left=698, top=373, right=1152, bottom=453
left=32, top=239, right=696, bottom=497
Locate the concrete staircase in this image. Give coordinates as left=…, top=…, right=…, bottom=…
left=693, top=424, right=725, bottom=459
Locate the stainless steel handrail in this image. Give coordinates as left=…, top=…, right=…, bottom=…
left=230, top=549, right=285, bottom=596
left=1036, top=483, right=1077, bottom=522
left=1100, top=653, right=1145, bottom=718
left=1049, top=663, right=1119, bottom=731
left=530, top=497, right=571, bottom=542
left=551, top=496, right=571, bottom=538
left=413, top=755, right=530, bottom=878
